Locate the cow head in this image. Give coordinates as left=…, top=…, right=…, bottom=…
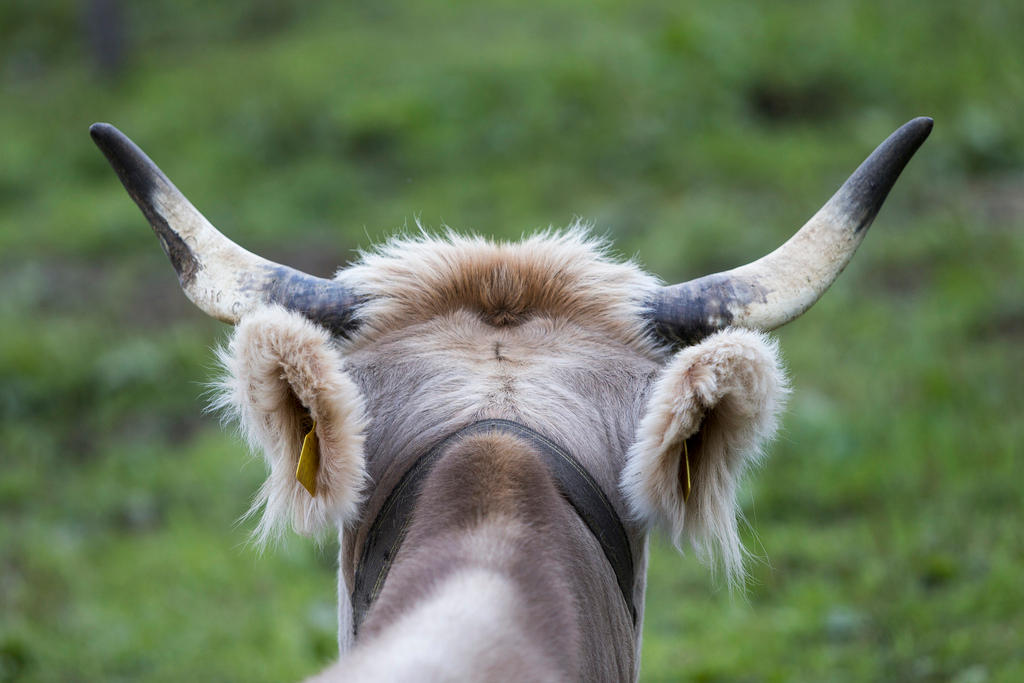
left=91, top=117, right=930, bottom=669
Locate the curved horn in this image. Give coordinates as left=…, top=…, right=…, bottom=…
left=650, top=116, right=933, bottom=345
left=89, top=123, right=360, bottom=334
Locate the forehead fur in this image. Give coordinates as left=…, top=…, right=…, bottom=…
left=335, top=227, right=663, bottom=355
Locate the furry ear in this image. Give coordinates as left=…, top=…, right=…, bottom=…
left=213, top=306, right=368, bottom=546
left=621, top=328, right=788, bottom=586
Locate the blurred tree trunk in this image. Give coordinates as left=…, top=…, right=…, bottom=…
left=82, top=0, right=126, bottom=81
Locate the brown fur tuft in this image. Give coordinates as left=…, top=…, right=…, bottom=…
left=334, top=226, right=664, bottom=357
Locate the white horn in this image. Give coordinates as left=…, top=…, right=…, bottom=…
left=90, top=123, right=360, bottom=333
left=650, top=116, right=932, bottom=345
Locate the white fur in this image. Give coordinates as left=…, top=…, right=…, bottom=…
left=212, top=306, right=369, bottom=546
left=621, top=328, right=788, bottom=587
left=337, top=550, right=355, bottom=654
left=305, top=569, right=561, bottom=682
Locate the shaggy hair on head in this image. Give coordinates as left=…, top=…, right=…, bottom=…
left=334, top=226, right=664, bottom=356
left=621, top=328, right=788, bottom=587
left=212, top=306, right=369, bottom=546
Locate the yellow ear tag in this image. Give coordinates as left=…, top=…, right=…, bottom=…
left=296, top=420, right=319, bottom=497
left=682, top=439, right=692, bottom=504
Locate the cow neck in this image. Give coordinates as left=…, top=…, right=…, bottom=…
left=350, top=418, right=636, bottom=634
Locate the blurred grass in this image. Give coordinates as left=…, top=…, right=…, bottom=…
left=1, top=1, right=1022, bottom=681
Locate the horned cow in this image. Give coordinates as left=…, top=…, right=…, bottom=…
left=91, top=117, right=931, bottom=681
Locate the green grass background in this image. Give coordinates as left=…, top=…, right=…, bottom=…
left=2, top=1, right=1022, bottom=680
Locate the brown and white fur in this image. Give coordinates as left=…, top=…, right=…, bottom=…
left=89, top=117, right=931, bottom=681
left=215, top=229, right=787, bottom=681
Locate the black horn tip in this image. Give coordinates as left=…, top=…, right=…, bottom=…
left=89, top=121, right=117, bottom=142
left=90, top=123, right=201, bottom=286
left=894, top=116, right=934, bottom=151
left=841, top=115, right=933, bottom=232
left=89, top=122, right=168, bottom=205
left=910, top=115, right=934, bottom=133
left=90, top=122, right=141, bottom=172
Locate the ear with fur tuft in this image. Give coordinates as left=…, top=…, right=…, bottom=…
left=621, top=328, right=788, bottom=587
left=213, top=306, right=369, bottom=546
